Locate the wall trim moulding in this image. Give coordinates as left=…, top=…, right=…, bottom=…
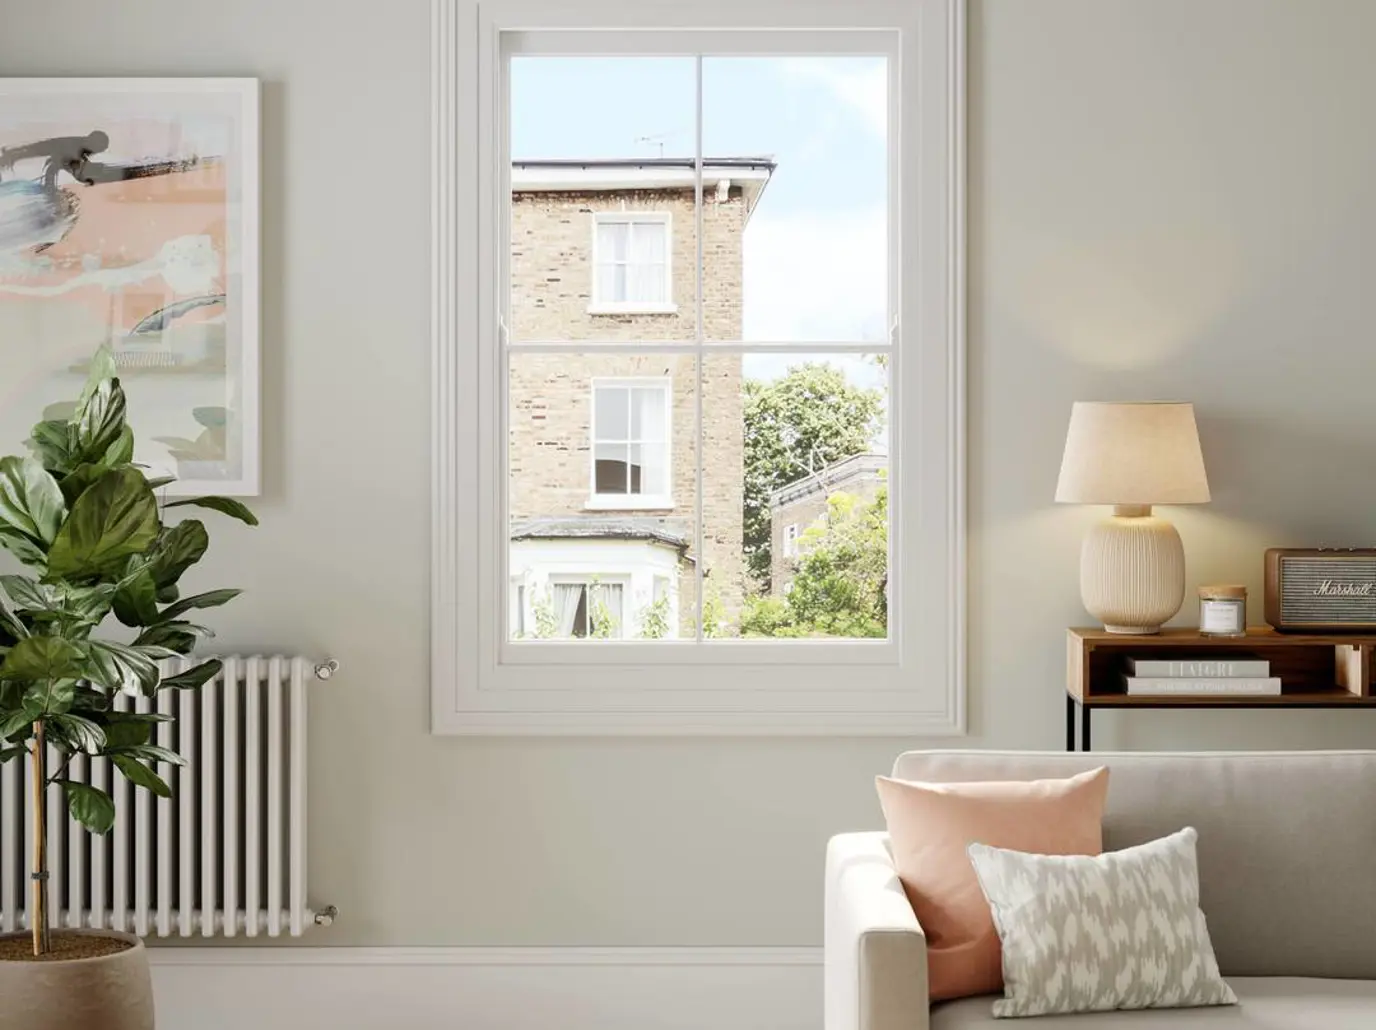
left=149, top=945, right=823, bottom=1030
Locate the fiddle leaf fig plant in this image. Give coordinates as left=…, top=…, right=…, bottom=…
left=0, top=346, right=256, bottom=955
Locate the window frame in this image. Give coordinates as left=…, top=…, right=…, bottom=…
left=782, top=522, right=800, bottom=559
left=431, top=0, right=966, bottom=735
left=586, top=376, right=674, bottom=511
left=588, top=211, right=676, bottom=315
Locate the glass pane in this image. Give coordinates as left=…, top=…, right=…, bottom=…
left=510, top=352, right=697, bottom=641
left=509, top=57, right=697, bottom=340
left=630, top=442, right=668, bottom=496
left=598, top=221, right=630, bottom=261
left=702, top=56, right=889, bottom=343
left=594, top=385, right=629, bottom=440
left=633, top=386, right=666, bottom=441
left=705, top=351, right=889, bottom=639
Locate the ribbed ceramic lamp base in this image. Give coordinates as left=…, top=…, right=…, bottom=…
left=1079, top=506, right=1186, bottom=635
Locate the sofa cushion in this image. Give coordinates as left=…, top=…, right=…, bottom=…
left=875, top=768, right=1109, bottom=1001
left=930, top=978, right=1376, bottom=1029
left=968, top=828, right=1235, bottom=1017
left=892, top=751, right=1376, bottom=979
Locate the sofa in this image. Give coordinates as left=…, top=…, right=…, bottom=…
left=824, top=750, right=1376, bottom=1029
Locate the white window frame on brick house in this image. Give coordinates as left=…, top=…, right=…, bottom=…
left=782, top=523, right=800, bottom=559
left=431, top=0, right=966, bottom=735
left=587, top=377, right=674, bottom=510
left=589, top=211, right=675, bottom=315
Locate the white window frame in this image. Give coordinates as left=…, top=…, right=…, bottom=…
left=586, top=376, right=674, bottom=510
left=589, top=211, right=676, bottom=315
left=431, top=0, right=966, bottom=735
left=548, top=574, right=630, bottom=639
left=782, top=523, right=800, bottom=559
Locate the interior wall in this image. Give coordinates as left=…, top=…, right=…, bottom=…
left=3, top=0, right=1376, bottom=946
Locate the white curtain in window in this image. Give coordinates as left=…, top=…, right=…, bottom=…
left=626, top=222, right=666, bottom=303
left=596, top=221, right=629, bottom=302
left=551, top=583, right=582, bottom=637
left=589, top=582, right=623, bottom=637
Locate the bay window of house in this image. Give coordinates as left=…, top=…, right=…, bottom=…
left=432, top=0, right=965, bottom=734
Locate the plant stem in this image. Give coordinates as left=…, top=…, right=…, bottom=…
left=30, top=722, right=49, bottom=956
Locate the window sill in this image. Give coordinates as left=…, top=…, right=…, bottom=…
left=587, top=302, right=679, bottom=316
left=584, top=495, right=675, bottom=512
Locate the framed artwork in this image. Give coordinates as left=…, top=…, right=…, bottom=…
left=0, top=78, right=260, bottom=496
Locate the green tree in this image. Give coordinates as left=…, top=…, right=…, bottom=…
left=740, top=487, right=887, bottom=639
left=743, top=363, right=884, bottom=589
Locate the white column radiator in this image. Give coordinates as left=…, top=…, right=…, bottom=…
left=0, top=654, right=336, bottom=938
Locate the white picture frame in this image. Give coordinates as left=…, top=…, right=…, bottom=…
left=0, top=77, right=261, bottom=496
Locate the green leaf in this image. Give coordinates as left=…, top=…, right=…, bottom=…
left=102, top=423, right=135, bottom=467
left=0, top=577, right=113, bottom=627
left=0, top=636, right=85, bottom=681
left=163, top=496, right=258, bottom=526
left=148, top=520, right=208, bottom=590
left=102, top=714, right=154, bottom=748
left=0, top=744, right=26, bottom=763
left=62, top=781, right=115, bottom=833
left=54, top=582, right=116, bottom=626
left=0, top=528, right=48, bottom=567
left=59, top=463, right=111, bottom=507
left=75, top=345, right=118, bottom=415
left=48, top=713, right=106, bottom=753
left=110, top=743, right=185, bottom=767
left=46, top=468, right=159, bottom=579
left=134, top=621, right=213, bottom=656
left=0, top=705, right=39, bottom=742
left=145, top=475, right=176, bottom=490
left=74, top=378, right=128, bottom=464
left=27, top=419, right=76, bottom=476
left=0, top=595, right=27, bottom=644
left=157, top=658, right=222, bottom=692
left=0, top=575, right=50, bottom=612
left=159, top=589, right=241, bottom=621
left=112, top=754, right=172, bottom=797
left=112, top=565, right=159, bottom=627
left=22, top=678, right=76, bottom=716
left=84, top=640, right=160, bottom=697
left=0, top=456, right=66, bottom=546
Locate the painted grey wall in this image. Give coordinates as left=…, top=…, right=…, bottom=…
left=3, top=0, right=1375, bottom=946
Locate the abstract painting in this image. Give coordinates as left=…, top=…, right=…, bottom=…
left=0, top=79, right=259, bottom=495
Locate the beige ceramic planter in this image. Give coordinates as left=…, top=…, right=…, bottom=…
left=0, top=930, right=154, bottom=1030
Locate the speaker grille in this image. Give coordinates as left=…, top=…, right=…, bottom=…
left=1279, top=557, right=1376, bottom=624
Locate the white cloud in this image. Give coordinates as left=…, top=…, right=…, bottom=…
left=775, top=58, right=888, bottom=140
left=743, top=206, right=887, bottom=343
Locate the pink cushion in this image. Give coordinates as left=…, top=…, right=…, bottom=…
left=875, top=766, right=1109, bottom=1002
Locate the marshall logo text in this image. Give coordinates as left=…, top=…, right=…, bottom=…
left=1313, top=580, right=1375, bottom=597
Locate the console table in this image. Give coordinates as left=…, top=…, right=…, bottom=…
left=1066, top=627, right=1376, bottom=751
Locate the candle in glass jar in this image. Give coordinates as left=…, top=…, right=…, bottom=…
left=1198, top=584, right=1246, bottom=637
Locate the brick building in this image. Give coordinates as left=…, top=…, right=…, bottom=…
left=507, top=158, right=774, bottom=638
left=768, top=453, right=887, bottom=595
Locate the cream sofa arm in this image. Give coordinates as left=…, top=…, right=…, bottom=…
left=824, top=832, right=929, bottom=1030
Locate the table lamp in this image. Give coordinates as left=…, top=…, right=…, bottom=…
left=1055, top=402, right=1210, bottom=634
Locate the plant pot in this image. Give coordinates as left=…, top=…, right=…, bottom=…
left=0, top=929, right=154, bottom=1030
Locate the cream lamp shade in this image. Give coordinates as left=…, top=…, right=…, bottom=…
left=1055, top=402, right=1210, bottom=635
left=1055, top=402, right=1210, bottom=506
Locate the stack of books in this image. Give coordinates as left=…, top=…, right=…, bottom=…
left=1123, top=658, right=1281, bottom=697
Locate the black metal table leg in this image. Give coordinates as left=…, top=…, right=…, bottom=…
left=1066, top=696, right=1076, bottom=751
left=1081, top=702, right=1092, bottom=753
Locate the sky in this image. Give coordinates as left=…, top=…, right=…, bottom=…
left=510, top=55, right=889, bottom=398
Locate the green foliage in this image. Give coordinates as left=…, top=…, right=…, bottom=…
left=743, top=363, right=884, bottom=589
left=740, top=488, right=888, bottom=639
left=0, top=344, right=256, bottom=871
left=637, top=594, right=671, bottom=640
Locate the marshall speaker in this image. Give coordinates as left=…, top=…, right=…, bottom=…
left=1265, top=548, right=1376, bottom=631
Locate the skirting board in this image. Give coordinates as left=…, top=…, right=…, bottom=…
left=149, top=946, right=823, bottom=1030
